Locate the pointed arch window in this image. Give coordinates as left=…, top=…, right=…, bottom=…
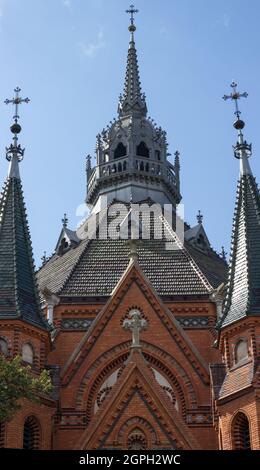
left=23, top=416, right=41, bottom=450
left=136, top=141, right=149, bottom=158
left=232, top=412, right=251, bottom=450
left=22, top=343, right=34, bottom=365
left=114, top=142, right=127, bottom=159
left=234, top=339, right=248, bottom=364
left=0, top=338, right=8, bottom=357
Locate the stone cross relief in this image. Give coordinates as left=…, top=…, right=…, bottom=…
left=123, top=309, right=148, bottom=348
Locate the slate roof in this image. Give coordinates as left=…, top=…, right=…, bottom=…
left=0, top=176, right=50, bottom=329
left=37, top=207, right=227, bottom=298
left=220, top=173, right=260, bottom=327
left=218, top=360, right=254, bottom=399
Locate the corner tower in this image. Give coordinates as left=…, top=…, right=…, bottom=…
left=86, top=6, right=181, bottom=213
left=210, top=83, right=260, bottom=450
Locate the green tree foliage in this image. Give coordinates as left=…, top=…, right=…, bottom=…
left=0, top=355, right=52, bottom=422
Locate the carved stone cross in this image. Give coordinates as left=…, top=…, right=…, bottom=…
left=123, top=309, right=148, bottom=348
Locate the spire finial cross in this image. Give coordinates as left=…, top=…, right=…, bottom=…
left=4, top=87, right=30, bottom=162
left=126, top=4, right=138, bottom=34
left=223, top=82, right=248, bottom=120
left=197, top=210, right=203, bottom=225
left=5, top=87, right=30, bottom=123
left=62, top=213, right=68, bottom=228
left=123, top=309, right=147, bottom=348
left=126, top=4, right=138, bottom=24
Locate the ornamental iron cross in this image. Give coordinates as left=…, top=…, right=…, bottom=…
left=223, top=82, right=248, bottom=119
left=62, top=213, right=68, bottom=228
left=197, top=210, right=203, bottom=224
left=5, top=87, right=30, bottom=122
left=126, top=4, right=138, bottom=26
left=123, top=309, right=147, bottom=348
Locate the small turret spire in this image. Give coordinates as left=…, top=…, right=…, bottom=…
left=0, top=87, right=49, bottom=330
left=223, top=82, right=252, bottom=176
left=118, top=5, right=147, bottom=117
left=4, top=87, right=30, bottom=179
left=219, top=84, right=260, bottom=328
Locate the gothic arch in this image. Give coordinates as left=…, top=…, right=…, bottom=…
left=75, top=341, right=196, bottom=422
left=0, top=336, right=9, bottom=356
left=23, top=415, right=41, bottom=450
left=234, top=338, right=249, bottom=364
left=114, top=142, right=127, bottom=159
left=231, top=411, right=251, bottom=450
left=137, top=141, right=150, bottom=158
left=22, top=342, right=34, bottom=365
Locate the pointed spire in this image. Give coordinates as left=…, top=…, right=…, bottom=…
left=219, top=83, right=260, bottom=328
left=118, top=5, right=147, bottom=118
left=41, top=251, right=47, bottom=266
left=221, top=246, right=227, bottom=262
left=0, top=88, right=50, bottom=330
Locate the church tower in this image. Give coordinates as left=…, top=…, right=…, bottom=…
left=36, top=7, right=228, bottom=450
left=211, top=83, right=260, bottom=450
left=0, top=88, right=55, bottom=449
left=86, top=6, right=181, bottom=214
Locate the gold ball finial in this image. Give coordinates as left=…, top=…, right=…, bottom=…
left=128, top=24, right=136, bottom=33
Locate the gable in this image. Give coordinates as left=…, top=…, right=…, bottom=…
left=77, top=352, right=201, bottom=450
left=61, top=261, right=210, bottom=390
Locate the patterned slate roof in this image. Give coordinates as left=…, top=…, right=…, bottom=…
left=37, top=209, right=227, bottom=298
left=0, top=176, right=49, bottom=329
left=218, top=361, right=254, bottom=398
left=220, top=173, right=260, bottom=328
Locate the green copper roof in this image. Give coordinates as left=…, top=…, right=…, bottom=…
left=220, top=172, right=260, bottom=328
left=0, top=175, right=50, bottom=330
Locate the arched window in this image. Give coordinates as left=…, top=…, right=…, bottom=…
left=114, top=142, right=127, bottom=159
left=136, top=141, right=149, bottom=158
left=232, top=412, right=251, bottom=450
left=155, top=150, right=161, bottom=160
left=0, top=338, right=8, bottom=357
left=23, top=416, right=41, bottom=450
left=127, top=428, right=147, bottom=450
left=235, top=339, right=248, bottom=364
left=22, top=343, right=34, bottom=365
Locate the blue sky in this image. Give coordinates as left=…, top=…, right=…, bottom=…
left=0, top=0, right=259, bottom=266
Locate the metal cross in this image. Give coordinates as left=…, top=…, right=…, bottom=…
left=126, top=4, right=138, bottom=27
left=223, top=82, right=248, bottom=119
left=123, top=309, right=147, bottom=348
left=197, top=210, right=203, bottom=225
left=4, top=87, right=30, bottom=122
left=62, top=213, right=68, bottom=228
